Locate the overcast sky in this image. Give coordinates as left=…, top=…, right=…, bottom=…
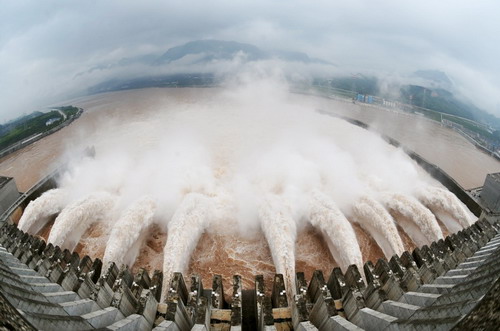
left=1, top=0, right=500, bottom=122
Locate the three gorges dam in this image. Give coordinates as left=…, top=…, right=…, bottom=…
left=1, top=87, right=500, bottom=330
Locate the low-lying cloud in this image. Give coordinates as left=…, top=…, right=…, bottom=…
left=1, top=1, right=499, bottom=121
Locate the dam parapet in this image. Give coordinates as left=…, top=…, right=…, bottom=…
left=1, top=218, right=500, bottom=330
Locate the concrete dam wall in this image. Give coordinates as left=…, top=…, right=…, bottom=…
left=1, top=216, right=499, bottom=330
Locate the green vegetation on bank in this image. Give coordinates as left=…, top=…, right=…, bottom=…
left=0, top=106, right=79, bottom=151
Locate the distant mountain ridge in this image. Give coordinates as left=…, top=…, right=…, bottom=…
left=156, top=40, right=266, bottom=64
left=84, top=40, right=500, bottom=129
left=79, top=39, right=333, bottom=81
left=86, top=40, right=333, bottom=93
left=411, top=70, right=453, bottom=90
left=155, top=39, right=332, bottom=65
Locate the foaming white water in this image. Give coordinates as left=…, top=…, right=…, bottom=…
left=417, top=186, right=476, bottom=230
left=21, top=83, right=479, bottom=292
left=18, top=189, right=67, bottom=234
left=382, top=193, right=443, bottom=246
left=259, top=195, right=297, bottom=298
left=103, top=196, right=156, bottom=268
left=161, top=193, right=214, bottom=301
left=352, top=196, right=405, bottom=258
left=309, top=190, right=363, bottom=272
left=47, top=192, right=116, bottom=251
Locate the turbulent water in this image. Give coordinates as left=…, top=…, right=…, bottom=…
left=352, top=196, right=405, bottom=259
left=309, top=190, right=363, bottom=272
left=103, top=196, right=157, bottom=268
left=8, top=85, right=488, bottom=296
left=18, top=188, right=67, bottom=234
left=259, top=195, right=297, bottom=298
left=47, top=192, right=116, bottom=251
left=382, top=193, right=443, bottom=247
left=161, top=193, right=215, bottom=300
left=417, top=186, right=475, bottom=232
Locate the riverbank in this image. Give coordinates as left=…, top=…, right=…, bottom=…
left=0, top=108, right=83, bottom=160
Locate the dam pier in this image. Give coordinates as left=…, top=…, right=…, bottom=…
left=1, top=213, right=500, bottom=330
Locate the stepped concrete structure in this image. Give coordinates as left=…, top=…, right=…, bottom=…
left=1, top=217, right=499, bottom=330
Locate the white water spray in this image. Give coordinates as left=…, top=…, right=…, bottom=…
left=18, top=189, right=67, bottom=234
left=382, top=193, right=443, bottom=246
left=417, top=186, right=475, bottom=231
left=16, top=84, right=480, bottom=295
left=259, top=195, right=297, bottom=298
left=103, top=196, right=156, bottom=268
left=161, top=193, right=214, bottom=301
left=47, top=192, right=116, bottom=251
left=352, top=196, right=404, bottom=258
left=309, top=190, right=363, bottom=272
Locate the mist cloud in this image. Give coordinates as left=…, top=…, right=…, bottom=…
left=17, top=78, right=476, bottom=298
left=1, top=1, right=500, bottom=120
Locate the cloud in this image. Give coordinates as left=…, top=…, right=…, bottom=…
left=1, top=1, right=499, bottom=121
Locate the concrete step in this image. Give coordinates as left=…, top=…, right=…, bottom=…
left=358, top=307, right=397, bottom=331
left=14, top=297, right=69, bottom=315
left=433, top=284, right=487, bottom=306
left=483, top=240, right=500, bottom=249
left=2, top=290, right=67, bottom=314
left=474, top=246, right=498, bottom=256
left=105, top=314, right=151, bottom=331
left=0, top=248, right=12, bottom=254
left=30, top=282, right=64, bottom=293
left=0, top=263, right=23, bottom=277
left=19, top=274, right=51, bottom=284
left=7, top=266, right=39, bottom=276
left=451, top=271, right=499, bottom=293
left=389, top=316, right=461, bottom=331
left=20, top=310, right=93, bottom=330
left=465, top=255, right=486, bottom=263
left=60, top=298, right=100, bottom=316
left=410, top=299, right=479, bottom=320
left=82, top=306, right=124, bottom=329
left=0, top=271, right=37, bottom=291
left=1, top=279, right=51, bottom=301
left=381, top=300, right=419, bottom=320
left=433, top=275, right=467, bottom=285
left=0, top=249, right=22, bottom=259
left=43, top=291, right=80, bottom=304
left=399, top=292, right=440, bottom=307
left=446, top=267, right=476, bottom=276
left=485, top=235, right=500, bottom=243
left=0, top=258, right=29, bottom=269
left=457, top=260, right=486, bottom=269
left=418, top=284, right=454, bottom=295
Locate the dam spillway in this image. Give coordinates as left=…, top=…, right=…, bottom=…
left=1, top=89, right=500, bottom=329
